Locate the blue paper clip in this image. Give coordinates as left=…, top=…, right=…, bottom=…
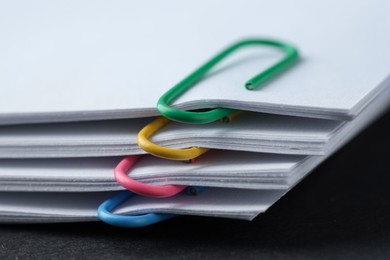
left=98, top=187, right=206, bottom=228
left=98, top=190, right=175, bottom=228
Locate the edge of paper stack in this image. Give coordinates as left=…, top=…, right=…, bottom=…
left=1, top=0, right=390, bottom=227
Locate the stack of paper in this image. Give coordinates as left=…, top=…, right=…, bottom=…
left=0, top=0, right=389, bottom=224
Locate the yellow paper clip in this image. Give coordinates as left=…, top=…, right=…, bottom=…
left=137, top=117, right=209, bottom=161
left=137, top=112, right=242, bottom=161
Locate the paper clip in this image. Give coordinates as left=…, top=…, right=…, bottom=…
left=115, top=155, right=187, bottom=197
left=157, top=38, right=299, bottom=124
left=137, top=112, right=242, bottom=161
left=137, top=117, right=209, bottom=161
left=98, top=187, right=206, bottom=228
left=97, top=190, right=176, bottom=228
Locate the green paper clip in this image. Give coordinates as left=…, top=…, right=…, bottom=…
left=157, top=38, right=299, bottom=124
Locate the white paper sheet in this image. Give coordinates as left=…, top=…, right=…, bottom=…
left=0, top=80, right=388, bottom=160
left=0, top=113, right=340, bottom=158
left=0, top=79, right=388, bottom=192
left=0, top=152, right=304, bottom=191
left=0, top=188, right=286, bottom=223
left=1, top=0, right=390, bottom=124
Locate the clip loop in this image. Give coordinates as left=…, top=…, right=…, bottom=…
left=98, top=186, right=206, bottom=228
left=115, top=155, right=187, bottom=197
left=137, top=112, right=241, bottom=161
left=137, top=117, right=209, bottom=161
left=157, top=38, right=299, bottom=124
left=97, top=190, right=175, bottom=228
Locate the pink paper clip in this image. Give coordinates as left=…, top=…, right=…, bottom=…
left=115, top=155, right=187, bottom=198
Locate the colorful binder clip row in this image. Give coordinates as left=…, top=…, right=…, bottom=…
left=97, top=38, right=300, bottom=227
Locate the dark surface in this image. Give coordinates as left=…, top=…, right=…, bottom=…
left=1, top=111, right=390, bottom=259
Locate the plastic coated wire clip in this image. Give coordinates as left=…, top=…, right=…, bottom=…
left=97, top=187, right=205, bottom=228
left=137, top=117, right=209, bottom=161
left=97, top=190, right=176, bottom=228
left=157, top=38, right=299, bottom=124
left=115, top=155, right=187, bottom=198
left=136, top=112, right=242, bottom=161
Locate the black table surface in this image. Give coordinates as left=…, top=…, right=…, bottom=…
left=1, top=110, right=390, bottom=259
